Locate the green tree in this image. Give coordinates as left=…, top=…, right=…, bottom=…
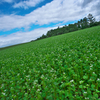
left=88, top=14, right=95, bottom=26
left=77, top=21, right=81, bottom=28
left=82, top=17, right=88, bottom=28
left=80, top=19, right=83, bottom=28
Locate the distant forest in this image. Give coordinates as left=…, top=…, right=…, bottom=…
left=32, top=14, right=100, bottom=41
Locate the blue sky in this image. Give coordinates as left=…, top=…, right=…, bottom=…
left=0, top=0, right=100, bottom=48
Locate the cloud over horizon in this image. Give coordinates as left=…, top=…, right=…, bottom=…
left=0, top=26, right=58, bottom=48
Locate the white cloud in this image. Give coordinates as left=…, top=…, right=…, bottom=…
left=0, top=0, right=100, bottom=47
left=13, top=0, right=44, bottom=9
left=2, top=0, right=13, bottom=3
left=0, top=0, right=87, bottom=31
left=0, top=26, right=57, bottom=48
left=0, top=0, right=100, bottom=31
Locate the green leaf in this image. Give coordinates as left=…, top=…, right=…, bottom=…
left=79, top=85, right=83, bottom=88
left=83, top=75, right=88, bottom=80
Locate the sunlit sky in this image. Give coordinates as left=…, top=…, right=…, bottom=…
left=0, top=0, right=100, bottom=48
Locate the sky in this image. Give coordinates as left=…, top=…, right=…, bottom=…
left=0, top=0, right=100, bottom=48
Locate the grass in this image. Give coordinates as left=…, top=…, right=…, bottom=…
left=0, top=26, right=100, bottom=99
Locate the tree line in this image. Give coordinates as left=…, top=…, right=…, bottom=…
left=32, top=14, right=100, bottom=41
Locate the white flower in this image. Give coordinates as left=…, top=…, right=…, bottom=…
left=90, top=65, right=93, bottom=67
left=17, top=73, right=20, bottom=76
left=34, top=80, right=38, bottom=83
left=84, top=92, right=87, bottom=94
left=85, top=97, right=89, bottom=99
left=61, top=81, right=63, bottom=83
left=2, top=92, right=5, bottom=95
left=26, top=75, right=30, bottom=78
left=90, top=68, right=92, bottom=70
left=70, top=80, right=74, bottom=83
left=93, top=72, right=95, bottom=74
left=41, top=75, right=44, bottom=78
left=97, top=78, right=100, bottom=81
left=37, top=89, right=40, bottom=92
left=25, top=93, right=28, bottom=95
left=79, top=80, right=84, bottom=84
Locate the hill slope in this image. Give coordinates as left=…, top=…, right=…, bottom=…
left=0, top=26, right=100, bottom=99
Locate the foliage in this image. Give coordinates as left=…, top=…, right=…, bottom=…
left=88, top=14, right=95, bottom=24
left=0, top=26, right=100, bottom=99
left=36, top=14, right=100, bottom=40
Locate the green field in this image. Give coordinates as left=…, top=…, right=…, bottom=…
left=0, top=26, right=100, bottom=99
